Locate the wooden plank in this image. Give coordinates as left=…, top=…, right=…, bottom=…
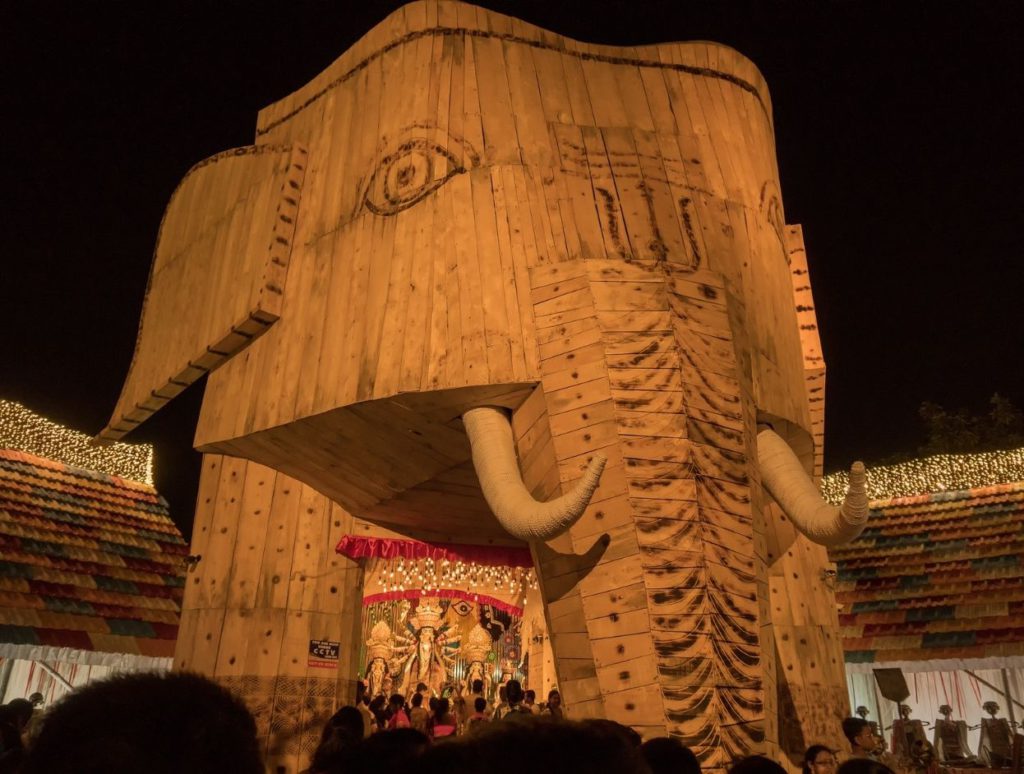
left=285, top=483, right=331, bottom=613
left=504, top=37, right=551, bottom=166
left=255, top=473, right=302, bottom=610
left=500, top=166, right=540, bottom=376
left=440, top=179, right=466, bottom=387
left=590, top=280, right=669, bottom=312
left=224, top=462, right=276, bottom=610
left=449, top=172, right=488, bottom=385
left=397, top=166, right=439, bottom=393
left=195, top=457, right=248, bottom=609
left=424, top=173, right=453, bottom=390
left=551, top=123, right=607, bottom=260
left=530, top=272, right=590, bottom=306
left=581, top=126, right=631, bottom=261
left=597, top=309, right=673, bottom=333
left=608, top=367, right=681, bottom=393
left=472, top=34, right=520, bottom=164
left=372, top=170, right=420, bottom=397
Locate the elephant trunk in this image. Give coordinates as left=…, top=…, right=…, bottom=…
left=756, top=427, right=869, bottom=547
left=463, top=407, right=606, bottom=542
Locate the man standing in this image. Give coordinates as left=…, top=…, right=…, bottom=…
left=492, top=680, right=532, bottom=721
left=842, top=716, right=899, bottom=770
left=408, top=693, right=429, bottom=735
left=843, top=717, right=880, bottom=759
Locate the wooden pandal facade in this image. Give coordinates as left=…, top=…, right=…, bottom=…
left=100, top=3, right=852, bottom=771
left=174, top=456, right=364, bottom=766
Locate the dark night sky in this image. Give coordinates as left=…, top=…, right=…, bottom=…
left=3, top=1, right=1022, bottom=539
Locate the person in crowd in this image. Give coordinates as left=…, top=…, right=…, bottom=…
left=491, top=685, right=508, bottom=719
left=837, top=760, right=896, bottom=774
left=431, top=697, right=458, bottom=739
left=368, top=695, right=388, bottom=731
left=465, top=697, right=490, bottom=735
left=19, top=671, right=262, bottom=774
left=469, top=678, right=488, bottom=710
left=333, top=727, right=431, bottom=774
left=728, top=755, right=787, bottom=774
left=416, top=715, right=649, bottom=774
left=22, top=693, right=46, bottom=746
left=842, top=717, right=887, bottom=761
left=640, top=736, right=701, bottom=774
left=541, top=688, right=564, bottom=719
left=803, top=744, right=838, bottom=774
left=493, top=679, right=531, bottom=721
left=307, top=706, right=366, bottom=774
left=416, top=682, right=430, bottom=700
left=409, top=691, right=430, bottom=734
left=387, top=693, right=411, bottom=729
left=455, top=678, right=488, bottom=732
left=356, top=692, right=376, bottom=736
left=0, top=698, right=33, bottom=773
left=523, top=689, right=540, bottom=714
left=580, top=718, right=642, bottom=748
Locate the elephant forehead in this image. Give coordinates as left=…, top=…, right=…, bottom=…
left=253, top=4, right=776, bottom=232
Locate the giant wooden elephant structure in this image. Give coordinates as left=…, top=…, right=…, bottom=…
left=100, top=3, right=868, bottom=771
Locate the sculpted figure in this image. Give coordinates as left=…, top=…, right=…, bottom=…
left=393, top=599, right=460, bottom=697
left=365, top=620, right=396, bottom=699
left=461, top=624, right=494, bottom=699
left=100, top=2, right=869, bottom=768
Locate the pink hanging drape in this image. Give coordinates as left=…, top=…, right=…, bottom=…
left=336, top=535, right=532, bottom=568
left=362, top=588, right=524, bottom=617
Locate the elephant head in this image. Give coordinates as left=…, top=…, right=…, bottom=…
left=100, top=1, right=866, bottom=762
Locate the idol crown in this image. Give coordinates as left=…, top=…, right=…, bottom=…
left=367, top=620, right=392, bottom=660
left=414, top=600, right=443, bottom=629
left=463, top=624, right=492, bottom=663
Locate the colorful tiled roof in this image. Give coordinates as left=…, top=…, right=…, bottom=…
left=830, top=481, right=1024, bottom=665
left=0, top=448, right=186, bottom=658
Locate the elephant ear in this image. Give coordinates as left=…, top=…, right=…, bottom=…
left=95, top=144, right=307, bottom=444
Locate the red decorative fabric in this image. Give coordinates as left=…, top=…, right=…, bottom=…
left=336, top=535, right=532, bottom=568
left=362, top=589, right=523, bottom=618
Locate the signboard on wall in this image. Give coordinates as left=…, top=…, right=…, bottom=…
left=308, top=639, right=340, bottom=669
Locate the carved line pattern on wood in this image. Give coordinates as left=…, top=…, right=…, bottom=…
left=131, top=143, right=296, bottom=379
left=677, top=198, right=703, bottom=270
left=659, top=264, right=762, bottom=763
left=156, top=144, right=295, bottom=248
left=257, top=27, right=768, bottom=137
left=777, top=683, right=848, bottom=760
left=217, top=675, right=341, bottom=759
left=363, top=137, right=467, bottom=216
left=97, top=143, right=306, bottom=443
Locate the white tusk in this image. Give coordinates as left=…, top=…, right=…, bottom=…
left=757, top=427, right=869, bottom=547
left=463, top=406, right=606, bottom=542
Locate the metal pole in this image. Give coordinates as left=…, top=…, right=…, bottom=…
left=0, top=658, right=13, bottom=702
left=965, top=670, right=1024, bottom=715
left=37, top=661, right=73, bottom=692
left=1000, top=669, right=1016, bottom=728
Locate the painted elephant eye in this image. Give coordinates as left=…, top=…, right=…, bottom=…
left=363, top=138, right=464, bottom=216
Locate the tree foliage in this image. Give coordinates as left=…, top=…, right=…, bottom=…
left=917, top=393, right=1024, bottom=456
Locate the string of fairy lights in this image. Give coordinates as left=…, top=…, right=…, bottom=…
left=0, top=400, right=154, bottom=485
left=374, top=555, right=537, bottom=603
left=820, top=446, right=1024, bottom=504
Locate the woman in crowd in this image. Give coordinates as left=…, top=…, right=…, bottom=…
left=541, top=689, right=564, bottom=719
left=430, top=697, right=458, bottom=739
left=803, top=745, right=838, bottom=774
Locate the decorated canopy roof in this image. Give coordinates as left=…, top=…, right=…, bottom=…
left=0, top=444, right=186, bottom=661
left=828, top=463, right=1024, bottom=667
